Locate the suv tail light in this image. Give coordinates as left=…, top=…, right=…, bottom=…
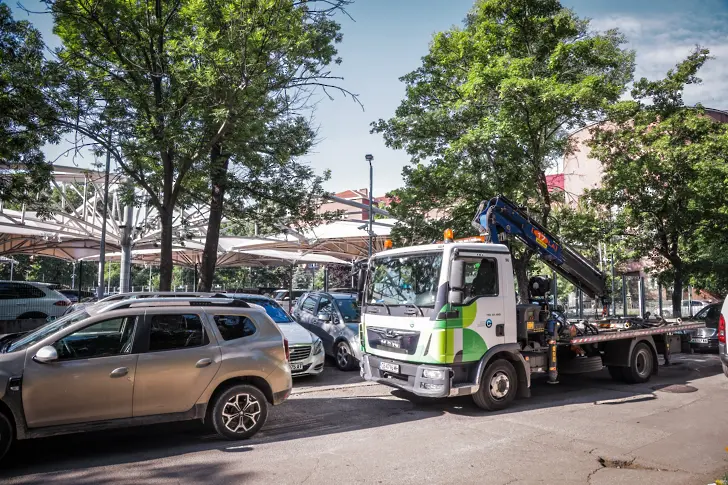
left=719, top=314, right=726, bottom=344
left=284, top=338, right=290, bottom=361
left=54, top=300, right=71, bottom=307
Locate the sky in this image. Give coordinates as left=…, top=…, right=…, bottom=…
left=9, top=0, right=728, bottom=197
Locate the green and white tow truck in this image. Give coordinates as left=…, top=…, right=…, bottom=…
left=359, top=196, right=705, bottom=410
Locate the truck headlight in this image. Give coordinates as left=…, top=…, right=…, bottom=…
left=422, top=368, right=446, bottom=380
left=313, top=339, right=323, bottom=355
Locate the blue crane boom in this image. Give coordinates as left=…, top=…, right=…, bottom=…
left=472, top=195, right=608, bottom=303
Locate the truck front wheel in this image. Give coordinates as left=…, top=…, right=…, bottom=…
left=473, top=359, right=517, bottom=411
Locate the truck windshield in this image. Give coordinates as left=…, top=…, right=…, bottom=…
left=367, top=253, right=443, bottom=307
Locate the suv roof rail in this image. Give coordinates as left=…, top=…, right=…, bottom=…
left=98, top=297, right=251, bottom=312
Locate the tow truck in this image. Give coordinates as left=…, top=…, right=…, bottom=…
left=359, top=195, right=704, bottom=410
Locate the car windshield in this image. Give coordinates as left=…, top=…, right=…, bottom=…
left=335, top=298, right=361, bottom=323
left=6, top=310, right=91, bottom=353
left=367, top=252, right=443, bottom=307
left=245, top=298, right=293, bottom=324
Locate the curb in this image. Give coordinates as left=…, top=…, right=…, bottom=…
left=291, top=381, right=378, bottom=395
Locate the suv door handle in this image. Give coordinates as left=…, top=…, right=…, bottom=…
left=110, top=367, right=128, bottom=378
left=196, top=358, right=212, bottom=368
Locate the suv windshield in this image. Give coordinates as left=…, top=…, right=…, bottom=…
left=367, top=252, right=443, bottom=307
left=335, top=298, right=361, bottom=323
left=6, top=310, right=91, bottom=352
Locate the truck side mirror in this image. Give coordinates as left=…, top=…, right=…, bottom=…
left=449, top=290, right=464, bottom=306
left=449, top=260, right=465, bottom=290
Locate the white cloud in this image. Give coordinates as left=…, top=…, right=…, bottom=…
left=591, top=10, right=728, bottom=110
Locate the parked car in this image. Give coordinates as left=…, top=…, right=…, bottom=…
left=272, top=289, right=307, bottom=305
left=66, top=291, right=227, bottom=315
left=330, top=288, right=357, bottom=294
left=0, top=281, right=71, bottom=321
left=682, top=300, right=710, bottom=316
left=720, top=300, right=728, bottom=378
left=227, top=293, right=324, bottom=377
left=57, top=289, right=96, bottom=303
left=293, top=291, right=361, bottom=371
left=686, top=302, right=722, bottom=352
left=0, top=297, right=292, bottom=461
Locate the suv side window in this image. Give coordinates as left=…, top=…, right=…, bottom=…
left=14, top=283, right=45, bottom=298
left=148, top=314, right=208, bottom=351
left=54, top=317, right=137, bottom=360
left=462, top=257, right=499, bottom=300
left=300, top=295, right=317, bottom=314
left=213, top=314, right=257, bottom=341
left=0, top=282, right=19, bottom=300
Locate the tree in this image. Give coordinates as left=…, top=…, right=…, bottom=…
left=46, top=0, right=354, bottom=291
left=0, top=5, right=62, bottom=212
left=587, top=48, right=728, bottom=316
left=372, top=0, right=634, bottom=300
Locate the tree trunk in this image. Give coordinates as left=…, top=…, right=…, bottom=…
left=512, top=251, right=531, bottom=303
left=198, top=144, right=229, bottom=292
left=671, top=264, right=683, bottom=318
left=158, top=206, right=174, bottom=291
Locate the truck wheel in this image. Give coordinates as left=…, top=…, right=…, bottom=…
left=623, top=342, right=654, bottom=384
left=0, top=412, right=13, bottom=461
left=210, top=384, right=268, bottom=440
left=473, top=359, right=517, bottom=411
left=607, top=365, right=626, bottom=382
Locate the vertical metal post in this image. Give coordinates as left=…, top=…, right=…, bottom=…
left=638, top=276, right=645, bottom=318
left=366, top=154, right=374, bottom=259
left=610, top=255, right=616, bottom=316
left=149, top=265, right=152, bottom=291
left=96, top=133, right=112, bottom=299
left=9, top=260, right=13, bottom=281
left=578, top=289, right=584, bottom=319
left=323, top=266, right=329, bottom=292
left=71, top=261, right=76, bottom=289
left=77, top=260, right=83, bottom=293
left=194, top=263, right=198, bottom=292
left=658, top=283, right=663, bottom=316
left=622, top=275, right=627, bottom=317
left=107, top=260, right=111, bottom=294
left=551, top=272, right=558, bottom=309
left=688, top=285, right=693, bottom=317
left=288, top=264, right=294, bottom=313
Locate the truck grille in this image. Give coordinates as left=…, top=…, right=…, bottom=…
left=290, top=345, right=312, bottom=362
left=367, top=326, right=420, bottom=355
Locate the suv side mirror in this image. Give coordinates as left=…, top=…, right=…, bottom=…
left=33, top=345, right=58, bottom=363
left=317, top=312, right=331, bottom=322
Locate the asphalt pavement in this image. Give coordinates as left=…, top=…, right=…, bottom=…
left=1, top=355, right=727, bottom=484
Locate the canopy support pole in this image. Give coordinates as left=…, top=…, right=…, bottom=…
left=119, top=203, right=134, bottom=293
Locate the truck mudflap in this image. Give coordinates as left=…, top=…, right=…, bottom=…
left=361, top=354, right=463, bottom=398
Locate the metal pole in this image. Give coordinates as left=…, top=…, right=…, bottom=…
left=194, top=263, right=198, bottom=292
left=622, top=275, right=627, bottom=317
left=688, top=284, right=693, bottom=317
left=551, top=272, right=558, bottom=310
left=78, top=260, right=83, bottom=293
left=324, top=266, right=329, bottom=292
left=96, top=133, right=112, bottom=299
left=149, top=265, right=152, bottom=291
left=9, top=260, right=13, bottom=281
left=578, top=289, right=584, bottom=319
left=638, top=276, right=645, bottom=318
left=658, top=283, right=663, bottom=316
left=610, top=255, right=616, bottom=316
left=366, top=154, right=374, bottom=259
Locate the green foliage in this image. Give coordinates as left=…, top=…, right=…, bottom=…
left=0, top=5, right=63, bottom=213
left=372, top=0, right=633, bottom=299
left=587, top=47, right=728, bottom=313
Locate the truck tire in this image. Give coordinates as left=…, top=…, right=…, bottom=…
left=0, top=412, right=13, bottom=461
left=607, top=365, right=626, bottom=382
left=623, top=342, right=654, bottom=384
left=473, top=359, right=517, bottom=411
left=210, top=384, right=268, bottom=440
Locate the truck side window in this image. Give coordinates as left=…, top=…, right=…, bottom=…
left=462, top=258, right=498, bottom=300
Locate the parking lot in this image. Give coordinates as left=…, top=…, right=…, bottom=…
left=1, top=354, right=727, bottom=485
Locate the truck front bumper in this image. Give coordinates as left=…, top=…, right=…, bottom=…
left=361, top=354, right=478, bottom=398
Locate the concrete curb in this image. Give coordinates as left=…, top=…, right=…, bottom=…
left=291, top=381, right=378, bottom=395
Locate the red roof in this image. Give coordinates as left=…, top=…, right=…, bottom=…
left=546, top=174, right=564, bottom=191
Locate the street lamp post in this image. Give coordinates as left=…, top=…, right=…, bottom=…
left=365, top=154, right=374, bottom=259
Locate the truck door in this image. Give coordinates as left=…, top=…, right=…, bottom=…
left=451, top=253, right=505, bottom=361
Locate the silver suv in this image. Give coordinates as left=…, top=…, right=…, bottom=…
left=0, top=298, right=292, bottom=460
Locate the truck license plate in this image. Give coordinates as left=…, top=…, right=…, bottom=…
left=380, top=338, right=401, bottom=349
left=691, top=338, right=709, bottom=344
left=379, top=362, right=400, bottom=373
left=291, top=363, right=304, bottom=371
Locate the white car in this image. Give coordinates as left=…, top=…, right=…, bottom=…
left=0, top=281, right=71, bottom=320
left=227, top=293, right=325, bottom=377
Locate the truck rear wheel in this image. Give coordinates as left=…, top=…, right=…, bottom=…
left=623, top=342, right=654, bottom=384
left=473, top=359, right=517, bottom=411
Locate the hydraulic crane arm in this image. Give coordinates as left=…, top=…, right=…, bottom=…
left=472, top=195, right=608, bottom=302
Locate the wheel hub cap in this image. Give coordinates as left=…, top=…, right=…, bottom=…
left=221, top=393, right=260, bottom=433
left=490, top=371, right=510, bottom=400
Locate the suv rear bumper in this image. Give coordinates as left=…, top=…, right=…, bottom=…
left=361, top=354, right=478, bottom=398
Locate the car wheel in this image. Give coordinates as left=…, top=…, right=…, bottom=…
left=472, top=359, right=518, bottom=411
left=623, top=342, right=654, bottom=384
left=0, top=412, right=14, bottom=461
left=334, top=340, right=357, bottom=371
left=210, top=384, right=268, bottom=440
left=607, top=365, right=626, bottom=382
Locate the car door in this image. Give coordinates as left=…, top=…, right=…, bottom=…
left=314, top=296, right=337, bottom=353
left=294, top=294, right=317, bottom=330
left=22, top=315, right=139, bottom=428
left=132, top=311, right=221, bottom=417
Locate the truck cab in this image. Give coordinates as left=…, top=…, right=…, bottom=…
left=360, top=241, right=530, bottom=409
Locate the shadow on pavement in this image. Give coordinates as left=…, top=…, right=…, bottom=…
left=0, top=355, right=721, bottom=483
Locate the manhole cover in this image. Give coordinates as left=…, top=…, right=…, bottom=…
left=652, top=384, right=698, bottom=393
